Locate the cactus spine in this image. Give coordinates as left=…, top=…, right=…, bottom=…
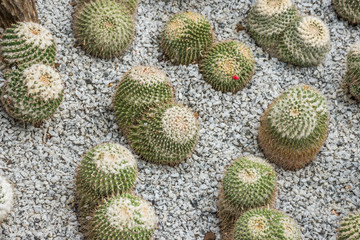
left=345, top=42, right=360, bottom=100
left=337, top=212, right=360, bottom=240
left=0, top=176, right=14, bottom=223
left=77, top=0, right=139, bottom=14
left=333, top=0, right=360, bottom=24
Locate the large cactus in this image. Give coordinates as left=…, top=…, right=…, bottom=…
left=337, top=212, right=360, bottom=240
left=333, top=0, right=360, bottom=24
left=345, top=42, right=360, bottom=100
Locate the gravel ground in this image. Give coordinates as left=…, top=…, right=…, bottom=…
left=0, top=0, right=359, bottom=239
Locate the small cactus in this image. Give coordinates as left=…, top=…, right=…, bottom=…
left=89, top=193, right=158, bottom=240
left=345, top=42, right=360, bottom=100
left=161, top=11, right=214, bottom=65
left=0, top=64, right=64, bottom=124
left=258, top=85, right=329, bottom=170
left=234, top=208, right=302, bottom=240
left=247, top=0, right=299, bottom=49
left=128, top=103, right=199, bottom=166
left=113, top=66, right=174, bottom=135
left=0, top=22, right=56, bottom=71
left=199, top=40, right=255, bottom=93
left=278, top=15, right=331, bottom=66
left=74, top=0, right=135, bottom=59
left=337, top=212, right=360, bottom=240
left=333, top=0, right=360, bottom=24
left=77, top=0, right=139, bottom=14
left=0, top=176, right=14, bottom=223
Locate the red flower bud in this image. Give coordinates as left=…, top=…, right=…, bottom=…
left=232, top=75, right=239, bottom=80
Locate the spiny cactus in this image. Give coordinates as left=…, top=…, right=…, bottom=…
left=278, top=15, right=331, bottom=66
left=345, top=42, right=360, bottom=101
left=113, top=66, right=175, bottom=135
left=258, top=85, right=329, bottom=170
left=333, top=0, right=360, bottom=24
left=0, top=176, right=14, bottom=223
left=199, top=40, right=255, bottom=93
left=128, top=103, right=199, bottom=166
left=74, top=0, right=135, bottom=59
left=0, top=22, right=56, bottom=71
left=247, top=0, right=299, bottom=49
left=89, top=193, right=158, bottom=240
left=0, top=64, right=64, bottom=124
left=234, top=208, right=302, bottom=240
left=337, top=212, right=360, bottom=240
left=161, top=11, right=214, bottom=65
left=77, top=0, right=139, bottom=14
left=218, top=156, right=277, bottom=239
left=76, top=143, right=137, bottom=212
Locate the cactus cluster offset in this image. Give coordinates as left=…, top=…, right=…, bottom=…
left=345, top=42, right=360, bottom=100
left=0, top=64, right=64, bottom=124
left=333, top=0, right=360, bottom=24
left=337, top=212, right=360, bottom=240
left=113, top=66, right=174, bottom=134
left=162, top=11, right=214, bottom=65
left=77, top=0, right=139, bottom=14
left=0, top=22, right=56, bottom=71
left=258, top=85, right=329, bottom=170
left=234, top=208, right=302, bottom=240
left=128, top=103, right=199, bottom=166
left=0, top=176, right=14, bottom=223
left=199, top=40, right=255, bottom=93
left=89, top=193, right=158, bottom=240
left=74, top=0, right=135, bottom=59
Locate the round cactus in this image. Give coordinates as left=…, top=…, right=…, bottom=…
left=74, top=0, right=135, bottom=59
left=0, top=22, right=56, bottom=71
left=199, top=40, right=255, bottom=93
left=247, top=0, right=299, bottom=49
left=89, top=193, right=158, bottom=240
left=258, top=85, right=329, bottom=170
left=113, top=66, right=175, bottom=135
left=333, top=0, right=360, bottom=24
left=278, top=15, right=331, bottom=66
left=76, top=143, right=137, bottom=212
left=77, top=0, right=139, bottom=14
left=161, top=11, right=214, bottom=65
left=234, top=208, right=302, bottom=240
left=0, top=176, right=14, bottom=223
left=337, top=212, right=360, bottom=240
left=345, top=42, right=360, bottom=101
left=0, top=64, right=64, bottom=124
left=128, top=103, right=199, bottom=166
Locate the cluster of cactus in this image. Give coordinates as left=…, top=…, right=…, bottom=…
left=161, top=11, right=214, bottom=65
left=0, top=175, right=14, bottom=223
left=199, top=40, right=255, bottom=93
left=258, top=84, right=329, bottom=170
left=77, top=0, right=139, bottom=14
left=233, top=208, right=302, bottom=240
left=345, top=42, right=360, bottom=100
left=74, top=0, right=135, bottom=59
left=333, top=0, right=360, bottom=24
left=337, top=212, right=360, bottom=240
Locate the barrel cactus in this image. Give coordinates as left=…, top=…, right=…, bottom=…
left=77, top=0, right=139, bottom=14
left=278, top=15, right=331, bottom=66
left=337, top=212, right=360, bottom=240
left=258, top=85, right=329, bottom=170
left=247, top=0, right=299, bottom=49
left=113, top=66, right=174, bottom=135
left=128, top=103, right=199, bottom=166
left=199, top=40, right=255, bottom=93
left=333, top=0, right=360, bottom=24
left=0, top=64, right=64, bottom=124
left=161, top=11, right=214, bottom=65
left=234, top=208, right=302, bottom=240
left=0, top=176, right=14, bottom=223
left=74, top=0, right=135, bottom=59
left=89, top=193, right=158, bottom=240
left=345, top=42, right=360, bottom=101
left=0, top=22, right=56, bottom=71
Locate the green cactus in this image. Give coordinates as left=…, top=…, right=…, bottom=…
left=77, top=0, right=139, bottom=14
left=333, top=0, right=360, bottom=24
left=345, top=42, right=360, bottom=101
left=128, top=103, right=199, bottom=166
left=278, top=15, right=331, bottom=66
left=247, top=0, right=299, bottom=49
left=0, top=175, right=14, bottom=223
left=234, top=208, right=302, bottom=240
left=218, top=156, right=277, bottom=239
left=199, top=40, right=255, bottom=93
left=89, top=193, right=158, bottom=240
left=0, top=64, right=64, bottom=124
left=74, top=0, right=135, bottom=59
left=258, top=85, right=329, bottom=170
left=0, top=22, right=56, bottom=71
left=161, top=11, right=214, bottom=65
left=113, top=66, right=175, bottom=135
left=337, top=212, right=360, bottom=240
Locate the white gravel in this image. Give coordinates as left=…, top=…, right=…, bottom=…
left=0, top=0, right=359, bottom=239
